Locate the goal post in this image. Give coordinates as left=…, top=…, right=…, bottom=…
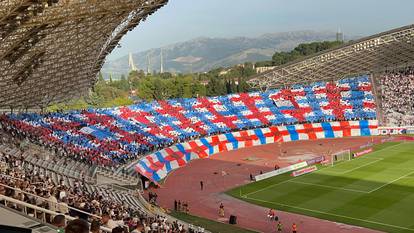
left=331, top=149, right=351, bottom=166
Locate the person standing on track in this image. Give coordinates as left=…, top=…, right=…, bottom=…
left=200, top=180, right=204, bottom=190
left=219, top=203, right=225, bottom=217
left=292, top=222, right=297, bottom=233
left=277, top=221, right=283, bottom=232
left=267, top=208, right=275, bottom=221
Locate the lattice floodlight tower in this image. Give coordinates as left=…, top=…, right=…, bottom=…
left=0, top=0, right=169, bottom=110
left=248, top=24, right=414, bottom=91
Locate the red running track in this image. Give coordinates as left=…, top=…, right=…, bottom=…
left=149, top=137, right=384, bottom=233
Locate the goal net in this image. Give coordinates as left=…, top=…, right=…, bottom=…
left=330, top=149, right=351, bottom=166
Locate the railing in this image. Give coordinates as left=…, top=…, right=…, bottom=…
left=0, top=187, right=207, bottom=233
left=0, top=195, right=112, bottom=232
left=0, top=182, right=102, bottom=220
left=1, top=146, right=206, bottom=232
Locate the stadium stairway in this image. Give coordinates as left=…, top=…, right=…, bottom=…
left=95, top=166, right=138, bottom=186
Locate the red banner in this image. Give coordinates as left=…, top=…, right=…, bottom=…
left=353, top=148, right=373, bottom=158
left=292, top=166, right=317, bottom=177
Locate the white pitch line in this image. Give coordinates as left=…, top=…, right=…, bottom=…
left=243, top=196, right=414, bottom=232
left=368, top=170, right=414, bottom=193
left=325, top=158, right=384, bottom=175
left=288, top=180, right=369, bottom=193
left=244, top=158, right=355, bottom=196
left=244, top=175, right=298, bottom=197
left=244, top=160, right=369, bottom=197
left=361, top=141, right=405, bottom=158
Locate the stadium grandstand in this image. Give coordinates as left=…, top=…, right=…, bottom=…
left=0, top=1, right=414, bottom=233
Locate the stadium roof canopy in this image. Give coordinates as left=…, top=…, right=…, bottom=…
left=0, top=0, right=168, bottom=110
left=248, top=24, right=414, bottom=91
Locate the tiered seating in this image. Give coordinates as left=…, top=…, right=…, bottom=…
left=0, top=145, right=160, bottom=229
left=0, top=75, right=376, bottom=166
left=1, top=148, right=144, bottom=211
left=379, top=68, right=414, bottom=126
left=0, top=131, right=191, bottom=232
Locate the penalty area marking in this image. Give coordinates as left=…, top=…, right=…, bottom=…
left=242, top=196, right=414, bottom=232
left=323, top=157, right=384, bottom=175
left=287, top=180, right=370, bottom=193
left=367, top=170, right=414, bottom=193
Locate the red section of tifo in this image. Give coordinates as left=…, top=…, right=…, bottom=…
left=150, top=137, right=384, bottom=233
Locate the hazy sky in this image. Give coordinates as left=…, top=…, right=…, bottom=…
left=108, top=0, right=414, bottom=60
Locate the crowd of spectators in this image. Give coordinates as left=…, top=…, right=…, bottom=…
left=380, top=68, right=414, bottom=126
left=0, top=142, right=192, bottom=232
left=0, top=75, right=383, bottom=233
left=0, top=76, right=376, bottom=168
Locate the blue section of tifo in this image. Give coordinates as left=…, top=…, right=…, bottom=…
left=321, top=122, right=335, bottom=138
left=359, top=120, right=371, bottom=136
left=286, top=125, right=299, bottom=141
left=254, top=128, right=266, bottom=144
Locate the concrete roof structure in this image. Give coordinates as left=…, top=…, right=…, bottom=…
left=0, top=0, right=168, bottom=109
left=248, top=24, right=414, bottom=91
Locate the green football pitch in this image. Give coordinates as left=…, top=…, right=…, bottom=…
left=227, top=141, right=414, bottom=233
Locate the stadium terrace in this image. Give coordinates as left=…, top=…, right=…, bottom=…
left=1, top=76, right=376, bottom=167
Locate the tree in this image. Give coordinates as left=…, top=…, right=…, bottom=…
left=98, top=72, right=105, bottom=82
left=237, top=76, right=249, bottom=93
left=109, top=73, right=113, bottom=84
left=110, top=74, right=130, bottom=91
left=230, top=78, right=237, bottom=93
left=191, top=82, right=206, bottom=97
left=257, top=40, right=344, bottom=67
left=137, top=77, right=156, bottom=101
left=206, top=76, right=226, bottom=96
left=128, top=70, right=143, bottom=89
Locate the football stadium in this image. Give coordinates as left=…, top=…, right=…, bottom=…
left=1, top=1, right=414, bottom=233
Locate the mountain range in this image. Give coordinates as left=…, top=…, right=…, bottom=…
left=102, top=30, right=348, bottom=77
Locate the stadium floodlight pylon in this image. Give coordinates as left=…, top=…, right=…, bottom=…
left=331, top=149, right=352, bottom=166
